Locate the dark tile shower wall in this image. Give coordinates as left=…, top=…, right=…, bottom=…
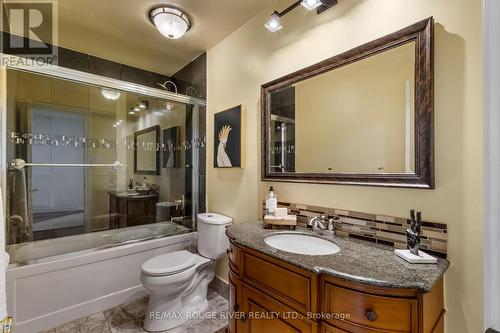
left=2, top=32, right=183, bottom=89
left=263, top=201, right=448, bottom=258
left=173, top=54, right=207, bottom=215
left=172, top=53, right=207, bottom=99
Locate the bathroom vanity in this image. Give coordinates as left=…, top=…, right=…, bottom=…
left=226, top=222, right=448, bottom=333
left=108, top=191, right=159, bottom=228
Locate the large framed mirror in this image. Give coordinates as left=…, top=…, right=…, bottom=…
left=134, top=125, right=161, bottom=175
left=262, top=18, right=434, bottom=189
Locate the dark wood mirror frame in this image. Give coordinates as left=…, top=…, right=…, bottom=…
left=261, top=17, right=434, bottom=189
left=134, top=125, right=161, bottom=175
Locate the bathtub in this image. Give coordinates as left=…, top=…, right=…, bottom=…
left=6, top=224, right=197, bottom=333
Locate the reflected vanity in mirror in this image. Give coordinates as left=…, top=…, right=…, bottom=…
left=134, top=125, right=161, bottom=175
left=262, top=18, right=434, bottom=188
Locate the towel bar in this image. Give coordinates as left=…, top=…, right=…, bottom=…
left=10, top=159, right=123, bottom=170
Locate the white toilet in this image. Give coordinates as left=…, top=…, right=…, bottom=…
left=140, top=213, right=232, bottom=332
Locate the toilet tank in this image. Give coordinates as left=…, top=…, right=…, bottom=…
left=197, top=213, right=232, bottom=260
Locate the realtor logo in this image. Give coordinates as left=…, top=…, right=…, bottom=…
left=1, top=0, right=58, bottom=65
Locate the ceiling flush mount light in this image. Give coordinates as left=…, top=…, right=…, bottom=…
left=301, top=0, right=322, bottom=10
left=149, top=5, right=192, bottom=39
left=101, top=89, right=121, bottom=101
left=265, top=0, right=337, bottom=32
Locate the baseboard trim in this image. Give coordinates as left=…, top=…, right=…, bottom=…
left=209, top=275, right=229, bottom=300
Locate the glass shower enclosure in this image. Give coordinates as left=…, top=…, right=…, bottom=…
left=0, top=63, right=206, bottom=266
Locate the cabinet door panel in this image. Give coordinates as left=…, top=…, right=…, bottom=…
left=229, top=271, right=241, bottom=333
left=240, top=283, right=315, bottom=333
left=242, top=252, right=311, bottom=313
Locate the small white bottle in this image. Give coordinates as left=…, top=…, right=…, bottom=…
left=141, top=177, right=148, bottom=190
left=266, top=186, right=278, bottom=215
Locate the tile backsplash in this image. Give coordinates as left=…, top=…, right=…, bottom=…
left=263, top=202, right=448, bottom=258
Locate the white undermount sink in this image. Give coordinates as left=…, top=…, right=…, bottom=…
left=264, top=233, right=340, bottom=255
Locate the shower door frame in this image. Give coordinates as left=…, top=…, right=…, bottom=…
left=0, top=53, right=206, bottom=245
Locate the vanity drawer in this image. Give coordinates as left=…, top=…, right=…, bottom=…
left=241, top=249, right=314, bottom=315
left=323, top=283, right=417, bottom=332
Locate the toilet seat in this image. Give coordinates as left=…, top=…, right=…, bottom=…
left=141, top=250, right=198, bottom=277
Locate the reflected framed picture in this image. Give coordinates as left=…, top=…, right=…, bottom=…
left=214, top=105, right=245, bottom=168
left=163, top=126, right=180, bottom=168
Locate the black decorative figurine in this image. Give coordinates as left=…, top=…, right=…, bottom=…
left=407, top=209, right=422, bottom=255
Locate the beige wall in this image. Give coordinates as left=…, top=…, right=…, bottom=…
left=294, top=42, right=415, bottom=173
left=206, top=1, right=483, bottom=333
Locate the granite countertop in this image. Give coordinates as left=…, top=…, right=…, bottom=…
left=226, top=221, right=449, bottom=293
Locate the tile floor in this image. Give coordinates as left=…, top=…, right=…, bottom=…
left=40, top=290, right=228, bottom=333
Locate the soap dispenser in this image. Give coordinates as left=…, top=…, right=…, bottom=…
left=266, top=186, right=277, bottom=215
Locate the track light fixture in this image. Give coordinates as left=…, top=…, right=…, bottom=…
left=265, top=0, right=337, bottom=32
left=301, top=0, right=322, bottom=10
left=265, top=13, right=283, bottom=32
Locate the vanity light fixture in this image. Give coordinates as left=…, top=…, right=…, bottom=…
left=101, top=88, right=121, bottom=101
left=265, top=0, right=337, bottom=32
left=149, top=5, right=192, bottom=39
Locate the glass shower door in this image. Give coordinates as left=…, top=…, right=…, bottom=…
left=3, top=68, right=200, bottom=265
left=30, top=107, right=86, bottom=240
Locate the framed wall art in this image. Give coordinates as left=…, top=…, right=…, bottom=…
left=214, top=105, right=245, bottom=168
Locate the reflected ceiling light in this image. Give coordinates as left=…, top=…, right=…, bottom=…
left=301, top=0, right=322, bottom=10
left=265, top=0, right=336, bottom=32
left=166, top=102, right=173, bottom=111
left=149, top=5, right=192, bottom=39
left=129, top=111, right=136, bottom=115
left=133, top=107, right=141, bottom=112
left=101, top=89, right=121, bottom=101
left=265, top=13, right=282, bottom=32
left=138, top=101, right=149, bottom=109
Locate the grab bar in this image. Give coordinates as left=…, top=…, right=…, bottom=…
left=10, top=159, right=123, bottom=170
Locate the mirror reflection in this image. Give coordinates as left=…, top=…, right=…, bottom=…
left=269, top=41, right=416, bottom=174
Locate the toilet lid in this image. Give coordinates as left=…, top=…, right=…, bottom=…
left=142, top=250, right=197, bottom=276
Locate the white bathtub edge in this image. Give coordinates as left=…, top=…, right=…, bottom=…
left=7, top=232, right=197, bottom=333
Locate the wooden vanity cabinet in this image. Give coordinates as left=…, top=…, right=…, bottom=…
left=228, top=241, right=445, bottom=333
left=108, top=192, right=159, bottom=228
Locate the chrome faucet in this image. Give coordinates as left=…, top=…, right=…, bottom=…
left=308, top=215, right=340, bottom=233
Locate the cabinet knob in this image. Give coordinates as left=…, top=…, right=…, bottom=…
left=365, top=309, right=377, bottom=321
left=226, top=248, right=233, bottom=255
